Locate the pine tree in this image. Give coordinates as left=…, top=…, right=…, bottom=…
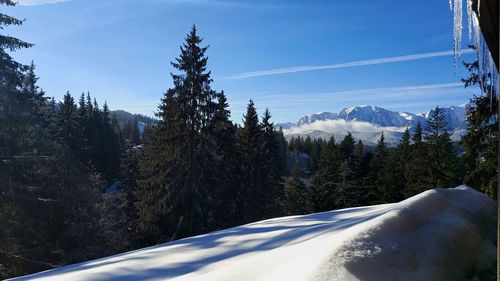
left=137, top=90, right=179, bottom=242
left=310, top=136, right=338, bottom=212
left=461, top=53, right=498, bottom=199
left=425, top=106, right=460, bottom=188
left=0, top=11, right=41, bottom=272
left=375, top=128, right=411, bottom=202
left=378, top=151, right=405, bottom=203
left=309, top=138, right=324, bottom=174
left=338, top=132, right=355, bottom=161
left=335, top=133, right=362, bottom=208
left=22, top=61, right=47, bottom=113
left=99, top=101, right=121, bottom=183
left=406, top=122, right=431, bottom=197
left=363, top=132, right=387, bottom=204
left=398, top=128, right=411, bottom=161
left=275, top=127, right=288, bottom=177
left=238, top=100, right=264, bottom=222
left=0, top=0, right=33, bottom=159
left=100, top=141, right=141, bottom=253
left=55, top=92, right=88, bottom=163
left=259, top=108, right=284, bottom=217
left=284, top=166, right=309, bottom=215
left=352, top=140, right=371, bottom=205
left=303, top=136, right=313, bottom=155
left=353, top=140, right=370, bottom=179
left=207, top=91, right=239, bottom=228
left=0, top=6, right=104, bottom=275
left=137, top=26, right=218, bottom=242
left=78, top=93, right=87, bottom=117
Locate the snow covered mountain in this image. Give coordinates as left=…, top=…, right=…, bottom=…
left=11, top=186, right=496, bottom=281
left=421, top=105, right=467, bottom=131
left=277, top=105, right=467, bottom=145
left=297, top=112, right=339, bottom=126
left=338, top=105, right=422, bottom=127
left=275, top=122, right=296, bottom=130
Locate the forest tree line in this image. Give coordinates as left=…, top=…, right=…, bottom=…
left=1, top=2, right=497, bottom=278
left=283, top=48, right=498, bottom=214
left=286, top=118, right=462, bottom=214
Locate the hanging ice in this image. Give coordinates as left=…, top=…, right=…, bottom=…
left=466, top=0, right=472, bottom=40
left=453, top=0, right=462, bottom=66
left=451, top=0, right=498, bottom=99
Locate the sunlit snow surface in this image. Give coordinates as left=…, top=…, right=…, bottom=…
left=11, top=186, right=497, bottom=281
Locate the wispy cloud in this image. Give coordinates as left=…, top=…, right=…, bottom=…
left=228, top=82, right=474, bottom=121
left=161, top=0, right=286, bottom=10
left=230, top=82, right=468, bottom=104
left=283, top=119, right=405, bottom=135
left=16, top=0, right=69, bottom=5
left=225, top=49, right=475, bottom=79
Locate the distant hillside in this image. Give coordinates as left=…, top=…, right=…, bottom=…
left=111, top=110, right=157, bottom=127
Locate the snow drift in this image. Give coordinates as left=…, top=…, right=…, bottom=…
left=10, top=186, right=497, bottom=281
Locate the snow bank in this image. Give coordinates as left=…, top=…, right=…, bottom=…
left=10, top=186, right=496, bottom=281
left=317, top=186, right=497, bottom=281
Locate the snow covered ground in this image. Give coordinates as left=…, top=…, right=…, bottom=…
left=11, top=186, right=497, bottom=281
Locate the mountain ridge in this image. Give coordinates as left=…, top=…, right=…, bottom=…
left=277, top=105, right=467, bottom=145
left=277, top=105, right=466, bottom=130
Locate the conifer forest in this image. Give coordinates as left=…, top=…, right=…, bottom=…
left=0, top=0, right=498, bottom=279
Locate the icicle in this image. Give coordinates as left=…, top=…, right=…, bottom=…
left=454, top=0, right=498, bottom=108
left=466, top=0, right=472, bottom=40
left=452, top=0, right=463, bottom=70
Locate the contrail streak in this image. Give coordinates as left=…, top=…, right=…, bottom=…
left=225, top=49, right=474, bottom=79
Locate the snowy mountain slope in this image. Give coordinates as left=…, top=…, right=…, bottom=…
left=275, top=122, right=296, bottom=130
left=338, top=105, right=414, bottom=127
left=421, top=105, right=467, bottom=130
left=277, top=105, right=466, bottom=129
left=283, top=121, right=405, bottom=146
left=277, top=105, right=467, bottom=144
left=297, top=112, right=339, bottom=126
left=11, top=186, right=496, bottom=281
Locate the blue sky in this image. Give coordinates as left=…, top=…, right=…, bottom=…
left=6, top=0, right=479, bottom=123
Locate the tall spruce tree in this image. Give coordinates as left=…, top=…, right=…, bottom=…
left=238, top=100, right=264, bottom=222
left=0, top=5, right=104, bottom=276
left=425, top=106, right=460, bottom=188
left=137, top=26, right=219, bottom=242
left=398, top=128, right=411, bottom=164
left=377, top=128, right=411, bottom=203
left=284, top=166, right=309, bottom=215
left=461, top=53, right=498, bottom=199
left=335, top=133, right=361, bottom=208
left=207, top=91, right=239, bottom=228
left=55, top=92, right=88, bottom=163
left=363, top=132, right=387, bottom=204
left=99, top=101, right=121, bottom=183
left=310, top=136, right=338, bottom=212
left=260, top=108, right=284, bottom=217
left=379, top=154, right=405, bottom=203
left=0, top=0, right=33, bottom=159
left=406, top=122, right=431, bottom=197
left=352, top=140, right=371, bottom=205
left=309, top=137, right=324, bottom=174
